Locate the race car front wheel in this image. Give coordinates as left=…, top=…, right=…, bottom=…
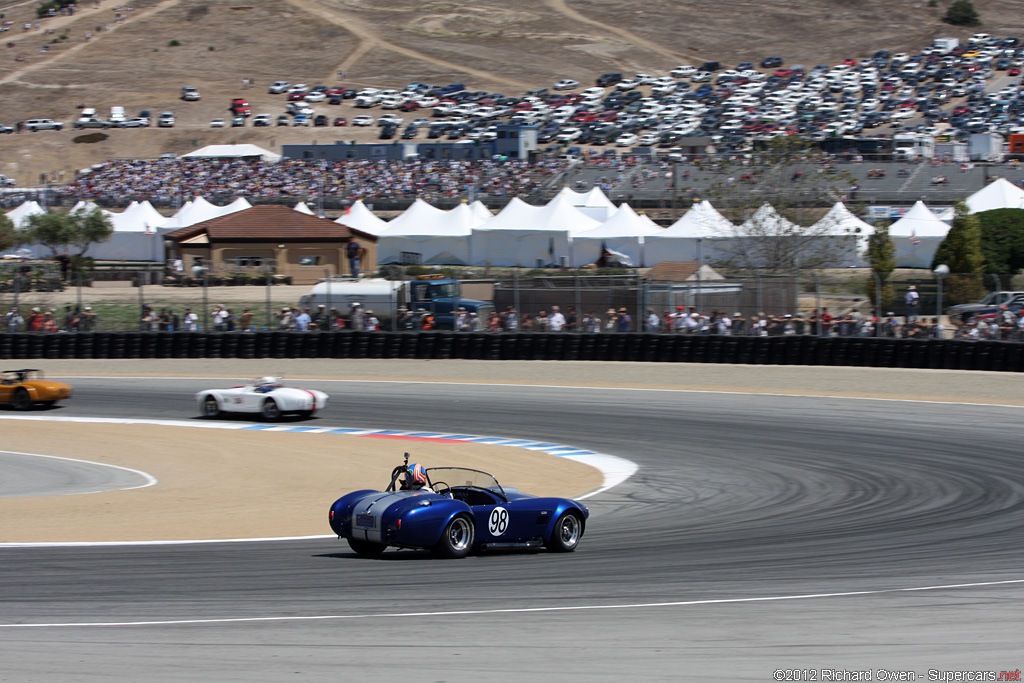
left=546, top=511, right=583, bottom=552
left=434, top=515, right=474, bottom=559
left=201, top=397, right=221, bottom=418
left=262, top=399, right=280, bottom=420
left=12, top=388, right=32, bottom=411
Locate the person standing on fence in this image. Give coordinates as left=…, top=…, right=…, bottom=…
left=183, top=307, right=198, bottom=332
left=616, top=307, right=632, bottom=332
left=548, top=306, right=566, bottom=332
left=349, top=302, right=365, bottom=331
left=5, top=307, right=24, bottom=332
left=347, top=240, right=363, bottom=279
left=503, top=307, right=518, bottom=331
left=26, top=307, right=43, bottom=332
left=565, top=306, right=577, bottom=332
left=904, top=285, right=919, bottom=323
left=212, top=305, right=228, bottom=332
left=644, top=308, right=660, bottom=332
left=80, top=306, right=96, bottom=331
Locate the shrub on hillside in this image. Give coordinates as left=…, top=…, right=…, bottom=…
left=943, top=0, right=980, bottom=26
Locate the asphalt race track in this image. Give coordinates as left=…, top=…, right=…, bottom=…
left=1, top=376, right=1023, bottom=682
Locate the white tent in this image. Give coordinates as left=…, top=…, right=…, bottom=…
left=554, top=185, right=617, bottom=221
left=218, top=197, right=252, bottom=216
left=293, top=201, right=315, bottom=215
left=335, top=199, right=389, bottom=237
left=888, top=201, right=950, bottom=268
left=165, top=196, right=223, bottom=229
left=69, top=200, right=101, bottom=214
left=572, top=204, right=664, bottom=267
left=377, top=198, right=472, bottom=265
left=5, top=200, right=46, bottom=228
left=472, top=194, right=600, bottom=267
left=180, top=144, right=282, bottom=162
left=810, top=202, right=875, bottom=266
left=644, top=201, right=735, bottom=264
left=965, top=178, right=1024, bottom=213
left=469, top=200, right=493, bottom=226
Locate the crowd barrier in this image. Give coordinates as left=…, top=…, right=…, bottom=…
left=1, top=331, right=1023, bottom=372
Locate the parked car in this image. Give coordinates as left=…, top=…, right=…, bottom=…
left=230, top=98, right=251, bottom=116
left=554, top=78, right=580, bottom=91
left=276, top=114, right=290, bottom=126
left=0, top=174, right=15, bottom=187
left=314, top=114, right=328, bottom=127
left=25, top=119, right=63, bottom=131
left=117, top=117, right=149, bottom=128
left=210, top=118, right=225, bottom=128
left=268, top=80, right=290, bottom=94
left=252, top=114, right=271, bottom=127
left=73, top=117, right=110, bottom=129
left=352, top=115, right=374, bottom=126
left=157, top=112, right=175, bottom=127
left=181, top=86, right=201, bottom=101
left=332, top=116, right=347, bottom=126
left=231, top=116, right=246, bottom=127
left=292, top=114, right=310, bottom=127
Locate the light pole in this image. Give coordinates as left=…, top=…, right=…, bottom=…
left=933, top=264, right=949, bottom=336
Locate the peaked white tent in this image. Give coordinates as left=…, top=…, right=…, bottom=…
left=644, top=201, right=735, bottom=264
left=218, top=197, right=252, bottom=216
left=180, top=144, right=282, bottom=162
left=810, top=202, right=875, bottom=266
left=966, top=178, right=1024, bottom=213
left=5, top=200, right=46, bottom=228
left=166, top=196, right=222, bottom=229
left=469, top=200, right=493, bottom=226
left=572, top=204, right=664, bottom=267
left=888, top=201, right=950, bottom=268
left=293, top=201, right=314, bottom=215
left=555, top=186, right=617, bottom=221
left=376, top=199, right=472, bottom=265
left=69, top=200, right=101, bottom=214
left=335, top=200, right=389, bottom=237
left=472, top=194, right=600, bottom=267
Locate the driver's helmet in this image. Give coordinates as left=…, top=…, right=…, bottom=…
left=258, top=376, right=280, bottom=389
left=403, top=463, right=427, bottom=489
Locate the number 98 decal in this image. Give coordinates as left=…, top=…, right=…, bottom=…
left=488, top=507, right=509, bottom=536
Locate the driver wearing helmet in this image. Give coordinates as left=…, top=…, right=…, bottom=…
left=400, top=462, right=428, bottom=491
left=255, top=376, right=280, bottom=393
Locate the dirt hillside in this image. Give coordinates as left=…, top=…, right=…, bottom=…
left=1, top=0, right=1023, bottom=184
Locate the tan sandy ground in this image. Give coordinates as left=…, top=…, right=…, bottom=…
left=0, top=420, right=602, bottom=543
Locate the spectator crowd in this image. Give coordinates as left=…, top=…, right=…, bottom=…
left=58, top=157, right=573, bottom=205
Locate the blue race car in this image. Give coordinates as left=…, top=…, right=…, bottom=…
left=328, top=454, right=589, bottom=558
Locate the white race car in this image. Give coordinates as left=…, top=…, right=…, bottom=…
left=196, top=377, right=328, bottom=420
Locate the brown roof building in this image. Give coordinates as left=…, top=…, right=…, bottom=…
left=165, top=205, right=377, bottom=285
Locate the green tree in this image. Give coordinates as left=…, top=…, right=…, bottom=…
left=0, top=213, right=16, bottom=253
left=932, top=201, right=986, bottom=304
left=864, top=221, right=896, bottom=311
left=943, top=0, right=980, bottom=26
left=972, top=208, right=1024, bottom=274
left=21, top=207, right=113, bottom=257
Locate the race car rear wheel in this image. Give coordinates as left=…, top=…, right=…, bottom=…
left=433, top=514, right=474, bottom=559
left=201, top=396, right=221, bottom=418
left=546, top=511, right=583, bottom=552
left=348, top=538, right=386, bottom=557
left=12, top=388, right=32, bottom=411
left=261, top=399, right=280, bottom=420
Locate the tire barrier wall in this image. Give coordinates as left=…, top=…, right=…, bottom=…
left=2, top=332, right=1023, bottom=372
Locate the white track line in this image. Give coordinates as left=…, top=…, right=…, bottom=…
left=0, top=450, right=157, bottom=495
left=0, top=415, right=636, bottom=547
left=2, top=578, right=1021, bottom=629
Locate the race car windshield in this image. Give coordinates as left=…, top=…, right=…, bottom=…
left=426, top=467, right=504, bottom=496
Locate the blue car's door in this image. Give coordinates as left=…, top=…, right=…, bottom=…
left=460, top=489, right=551, bottom=544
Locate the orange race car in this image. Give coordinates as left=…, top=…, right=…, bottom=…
left=0, top=369, right=73, bottom=410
